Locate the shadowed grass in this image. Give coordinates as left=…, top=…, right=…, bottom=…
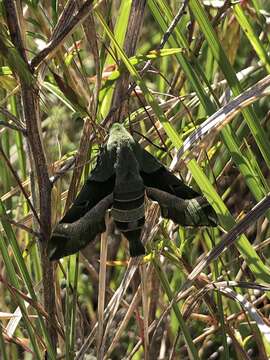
left=1, top=1, right=270, bottom=359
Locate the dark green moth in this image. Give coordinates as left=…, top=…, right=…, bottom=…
left=48, top=123, right=217, bottom=260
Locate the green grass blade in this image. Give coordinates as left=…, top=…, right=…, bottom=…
left=0, top=232, right=42, bottom=359
left=96, top=10, right=182, bottom=149
left=100, top=0, right=132, bottom=117
left=148, top=0, right=216, bottom=115
left=187, top=159, right=270, bottom=284
left=189, top=0, right=270, bottom=170
left=233, top=4, right=270, bottom=74
left=0, top=200, right=56, bottom=358
left=153, top=257, right=199, bottom=360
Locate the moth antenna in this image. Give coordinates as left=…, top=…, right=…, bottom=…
left=133, top=87, right=168, bottom=150
left=132, top=129, right=167, bottom=152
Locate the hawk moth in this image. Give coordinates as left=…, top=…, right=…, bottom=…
left=48, top=123, right=217, bottom=260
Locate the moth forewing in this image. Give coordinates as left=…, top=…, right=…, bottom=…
left=48, top=194, right=113, bottom=260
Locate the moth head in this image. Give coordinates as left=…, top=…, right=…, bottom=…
left=107, top=122, right=134, bottom=151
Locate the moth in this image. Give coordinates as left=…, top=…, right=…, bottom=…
left=48, top=123, right=217, bottom=260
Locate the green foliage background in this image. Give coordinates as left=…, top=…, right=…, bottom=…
left=1, top=0, right=270, bottom=359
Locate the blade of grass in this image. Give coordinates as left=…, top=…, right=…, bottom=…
left=150, top=2, right=270, bottom=285
left=189, top=0, right=270, bottom=171
left=70, top=253, right=79, bottom=356
left=153, top=257, right=199, bottom=360
left=148, top=0, right=216, bottom=114
left=97, top=218, right=108, bottom=360
left=100, top=0, right=132, bottom=117
left=65, top=257, right=72, bottom=360
left=0, top=232, right=42, bottom=359
left=96, top=10, right=182, bottom=149
left=140, top=264, right=149, bottom=359
left=233, top=4, right=270, bottom=74
left=0, top=200, right=56, bottom=358
left=0, top=321, right=8, bottom=360
left=183, top=165, right=270, bottom=285
left=213, top=263, right=230, bottom=359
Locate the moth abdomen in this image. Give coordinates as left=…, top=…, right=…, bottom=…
left=122, top=228, right=145, bottom=257
left=114, top=217, right=145, bottom=232
left=112, top=193, right=145, bottom=225
left=112, top=190, right=146, bottom=256
left=112, top=141, right=146, bottom=256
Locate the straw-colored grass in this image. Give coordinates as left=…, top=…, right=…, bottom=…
left=1, top=1, right=270, bottom=359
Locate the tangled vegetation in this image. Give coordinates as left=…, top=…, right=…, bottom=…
left=1, top=0, right=270, bottom=359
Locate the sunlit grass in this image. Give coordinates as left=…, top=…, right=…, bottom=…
left=1, top=1, right=270, bottom=359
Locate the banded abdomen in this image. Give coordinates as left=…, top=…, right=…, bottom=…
left=112, top=144, right=145, bottom=256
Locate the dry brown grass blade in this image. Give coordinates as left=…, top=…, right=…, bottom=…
left=0, top=119, right=26, bottom=134
left=178, top=193, right=270, bottom=294
left=125, top=320, right=159, bottom=360
left=75, top=257, right=141, bottom=359
left=100, top=257, right=141, bottom=350
left=80, top=1, right=101, bottom=115
left=140, top=263, right=149, bottom=360
left=97, top=206, right=161, bottom=357
left=0, top=106, right=26, bottom=131
left=170, top=74, right=270, bottom=169
left=64, top=119, right=94, bottom=211
left=4, top=0, right=58, bottom=351
left=105, top=285, right=142, bottom=358
left=75, top=204, right=161, bottom=359
left=110, top=0, right=146, bottom=123
left=97, top=214, right=109, bottom=360
left=1, top=326, right=33, bottom=354
left=195, top=282, right=270, bottom=352
left=0, top=145, right=39, bottom=223
left=31, top=0, right=104, bottom=69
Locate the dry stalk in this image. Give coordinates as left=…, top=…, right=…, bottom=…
left=4, top=0, right=57, bottom=352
